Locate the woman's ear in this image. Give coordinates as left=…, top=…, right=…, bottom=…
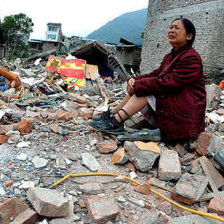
left=186, top=33, right=193, bottom=41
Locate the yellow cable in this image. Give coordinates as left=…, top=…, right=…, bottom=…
left=52, top=172, right=224, bottom=222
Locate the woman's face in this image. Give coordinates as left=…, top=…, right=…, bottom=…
left=168, top=20, right=192, bottom=50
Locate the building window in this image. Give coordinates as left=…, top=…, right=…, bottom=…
left=49, top=26, right=58, bottom=32
left=48, top=35, right=56, bottom=40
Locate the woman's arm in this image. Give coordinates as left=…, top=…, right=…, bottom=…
left=134, top=53, right=203, bottom=97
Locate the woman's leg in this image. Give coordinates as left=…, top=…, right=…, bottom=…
left=115, top=94, right=148, bottom=122
left=110, top=94, right=131, bottom=114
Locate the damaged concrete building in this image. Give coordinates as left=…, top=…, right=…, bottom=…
left=141, top=0, right=224, bottom=83
left=29, top=23, right=63, bottom=53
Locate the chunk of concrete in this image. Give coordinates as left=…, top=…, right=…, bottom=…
left=208, top=194, right=224, bottom=216
left=86, top=195, right=119, bottom=223
left=0, top=198, right=29, bottom=224
left=173, top=173, right=208, bottom=204
left=168, top=214, right=223, bottom=224
left=158, top=149, right=181, bottom=181
left=124, top=141, right=159, bottom=172
left=81, top=152, right=101, bottom=171
left=27, top=187, right=69, bottom=217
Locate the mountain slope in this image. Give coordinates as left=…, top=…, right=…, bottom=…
left=87, top=8, right=147, bottom=45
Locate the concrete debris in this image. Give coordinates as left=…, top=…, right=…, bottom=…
left=86, top=195, right=119, bottom=223
left=168, top=214, right=223, bottom=224
left=27, top=187, right=69, bottom=217
left=208, top=194, right=224, bottom=216
left=158, top=149, right=181, bottom=181
left=81, top=152, right=101, bottom=171
left=0, top=54, right=223, bottom=223
left=124, top=141, right=159, bottom=172
left=0, top=198, right=38, bottom=224
left=173, top=173, right=208, bottom=204
left=78, top=182, right=104, bottom=195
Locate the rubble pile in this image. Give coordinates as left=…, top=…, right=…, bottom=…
left=0, top=56, right=224, bottom=224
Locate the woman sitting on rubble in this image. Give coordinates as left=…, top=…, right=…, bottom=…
left=90, top=18, right=206, bottom=142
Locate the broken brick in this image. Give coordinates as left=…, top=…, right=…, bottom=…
left=67, top=93, right=87, bottom=104
left=5, top=180, right=13, bottom=187
left=86, top=195, right=119, bottom=223
left=196, top=131, right=222, bottom=156
left=134, top=182, right=151, bottom=195
left=0, top=135, right=9, bottom=144
left=208, top=194, right=224, bottom=216
left=12, top=208, right=38, bottom=224
left=97, top=140, right=117, bottom=154
left=17, top=118, right=32, bottom=135
left=0, top=198, right=29, bottom=224
left=56, top=109, right=70, bottom=121
left=111, top=148, right=128, bottom=164
left=196, top=132, right=212, bottom=155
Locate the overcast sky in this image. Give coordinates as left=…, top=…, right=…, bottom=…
left=0, top=0, right=149, bottom=39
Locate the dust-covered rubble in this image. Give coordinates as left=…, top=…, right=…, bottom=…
left=0, top=58, right=224, bottom=223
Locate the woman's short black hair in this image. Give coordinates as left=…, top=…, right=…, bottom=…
left=173, top=18, right=196, bottom=46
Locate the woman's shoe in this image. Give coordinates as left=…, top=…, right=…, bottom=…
left=92, top=108, right=111, bottom=121
left=117, top=128, right=161, bottom=141
left=90, top=114, right=124, bottom=135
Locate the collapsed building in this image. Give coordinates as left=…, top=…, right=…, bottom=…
left=70, top=41, right=130, bottom=80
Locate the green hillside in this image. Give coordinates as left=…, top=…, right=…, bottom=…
left=87, top=8, right=147, bottom=45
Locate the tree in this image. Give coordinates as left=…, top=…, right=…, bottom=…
left=2, top=13, right=34, bottom=59
left=0, top=20, right=4, bottom=44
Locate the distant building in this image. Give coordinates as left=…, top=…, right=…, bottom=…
left=45, top=23, right=63, bottom=42
left=29, top=23, right=63, bottom=53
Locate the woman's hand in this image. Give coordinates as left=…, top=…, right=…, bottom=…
left=127, top=78, right=135, bottom=96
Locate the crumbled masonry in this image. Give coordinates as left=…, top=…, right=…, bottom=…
left=0, top=57, right=223, bottom=223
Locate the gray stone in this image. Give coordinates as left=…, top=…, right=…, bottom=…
left=214, top=148, right=224, bottom=168
left=32, top=156, right=48, bottom=169
left=168, top=214, right=223, bottom=224
left=138, top=209, right=167, bottom=224
left=117, top=195, right=126, bottom=203
left=158, top=149, right=181, bottom=181
left=128, top=198, right=145, bottom=208
left=174, top=173, right=208, bottom=201
left=27, top=187, right=69, bottom=217
left=81, top=152, right=101, bottom=171
left=205, top=84, right=221, bottom=108
left=17, top=153, right=28, bottom=161
left=19, top=181, right=35, bottom=189
left=78, top=182, right=104, bottom=195
left=124, top=141, right=159, bottom=172
left=49, top=219, right=71, bottom=224
left=86, top=195, right=119, bottom=223
left=206, top=134, right=223, bottom=157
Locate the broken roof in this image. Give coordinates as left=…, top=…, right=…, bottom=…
left=70, top=41, right=129, bottom=80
